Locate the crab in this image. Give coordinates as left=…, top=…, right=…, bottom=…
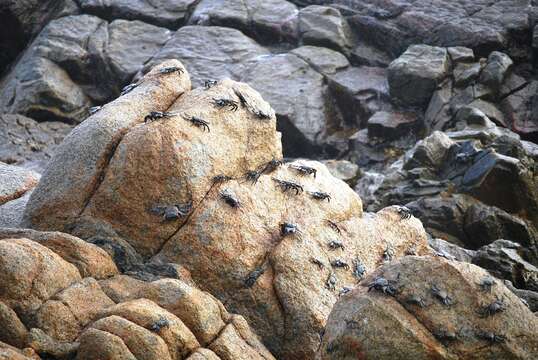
left=383, top=244, right=395, bottom=262
left=159, top=66, right=183, bottom=75
left=478, top=276, right=496, bottom=292
left=406, top=294, right=427, bottom=308
left=325, top=273, right=337, bottom=291
left=253, top=109, right=271, bottom=119
left=204, top=80, right=218, bottom=89
left=151, top=202, right=192, bottom=221
left=352, top=258, right=366, bottom=280
left=213, top=98, right=238, bottom=111
left=331, top=259, right=350, bottom=270
left=280, top=222, right=300, bottom=236
left=290, top=164, right=317, bottom=178
left=88, top=106, right=102, bottom=115
left=328, top=240, right=345, bottom=251
left=476, top=331, right=506, bottom=343
left=311, top=258, right=325, bottom=270
left=150, top=317, right=170, bottom=332
left=326, top=220, right=341, bottom=234
left=367, top=276, right=399, bottom=296
left=245, top=267, right=265, bottom=288
left=244, top=170, right=261, bottom=184
left=144, top=111, right=177, bottom=123
left=212, top=174, right=232, bottom=184
left=272, top=178, right=304, bottom=195
left=431, top=284, right=454, bottom=306
left=396, top=205, right=413, bottom=220
left=433, top=328, right=457, bottom=342
left=120, top=83, right=138, bottom=96
left=477, top=298, right=505, bottom=317
left=259, top=158, right=282, bottom=174
left=220, top=190, right=240, bottom=208
left=309, top=191, right=331, bottom=202
left=339, top=287, right=352, bottom=296
left=182, top=115, right=210, bottom=132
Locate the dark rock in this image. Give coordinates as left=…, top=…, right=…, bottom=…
left=424, top=79, right=453, bottom=132
left=501, top=80, right=538, bottom=141
left=479, top=51, right=513, bottom=92
left=464, top=202, right=534, bottom=249
left=327, top=66, right=389, bottom=128
left=473, top=240, right=538, bottom=292
left=289, top=45, right=349, bottom=74
left=466, top=99, right=507, bottom=127
left=189, top=0, right=299, bottom=44
left=77, top=0, right=198, bottom=28
left=0, top=114, right=72, bottom=172
left=453, top=106, right=493, bottom=129
left=350, top=43, right=392, bottom=67
left=241, top=53, right=330, bottom=157
left=143, top=26, right=269, bottom=88
left=453, top=62, right=482, bottom=88
left=298, top=5, right=354, bottom=54
left=388, top=45, right=450, bottom=107
left=0, top=15, right=171, bottom=123
left=367, top=111, right=419, bottom=140
left=447, top=46, right=474, bottom=63
left=504, top=280, right=538, bottom=312
left=87, top=235, right=144, bottom=273
left=428, top=237, right=476, bottom=263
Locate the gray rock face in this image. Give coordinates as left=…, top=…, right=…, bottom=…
left=298, top=5, right=353, bottom=54
left=0, top=192, right=31, bottom=229
left=289, top=46, right=349, bottom=74
left=189, top=0, right=299, bottom=44
left=77, top=0, right=198, bottom=28
left=143, top=26, right=269, bottom=88
left=428, top=237, right=476, bottom=263
left=367, top=111, right=419, bottom=140
left=388, top=45, right=450, bottom=107
left=479, top=51, right=513, bottom=91
left=0, top=114, right=72, bottom=172
left=0, top=15, right=171, bottom=124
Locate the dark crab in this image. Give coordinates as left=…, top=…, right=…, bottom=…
left=433, top=328, right=457, bottom=342
left=159, top=66, right=183, bottom=75
left=326, top=220, right=341, bottom=234
left=260, top=158, right=282, bottom=174
left=220, top=190, right=240, bottom=208
left=244, top=170, right=261, bottom=184
left=431, top=284, right=454, bottom=306
left=311, top=258, right=325, bottom=270
left=204, top=80, right=218, bottom=89
left=212, top=174, right=232, bottom=184
left=406, top=294, right=427, bottom=308
left=213, top=98, right=238, bottom=111
left=309, top=191, right=331, bottom=202
left=182, top=115, right=210, bottom=132
left=272, top=178, right=304, bottom=195
left=120, top=83, right=138, bottom=96
left=150, top=317, right=170, bottom=332
left=397, top=206, right=412, bottom=220
left=478, top=276, right=496, bottom=292
left=290, top=164, right=317, bottom=178
left=352, top=259, right=366, bottom=280
left=245, top=267, right=265, bottom=288
left=383, top=244, right=395, bottom=262
left=151, top=202, right=192, bottom=221
left=476, top=331, right=506, bottom=343
left=477, top=299, right=505, bottom=317
left=144, top=111, right=177, bottom=123
left=280, top=222, right=300, bottom=236
left=339, top=287, right=352, bottom=296
left=367, top=276, right=399, bottom=296
left=325, top=273, right=337, bottom=291
left=331, top=259, right=350, bottom=270
left=328, top=240, right=345, bottom=251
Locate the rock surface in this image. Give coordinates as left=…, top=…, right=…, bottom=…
left=321, top=256, right=538, bottom=359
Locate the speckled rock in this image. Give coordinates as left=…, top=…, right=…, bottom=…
left=0, top=163, right=39, bottom=206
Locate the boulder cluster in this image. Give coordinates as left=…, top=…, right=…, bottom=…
left=1, top=1, right=538, bottom=359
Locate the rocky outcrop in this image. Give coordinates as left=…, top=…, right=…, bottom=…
left=321, top=256, right=538, bottom=359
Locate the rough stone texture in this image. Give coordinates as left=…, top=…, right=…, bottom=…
left=0, top=341, right=39, bottom=360
left=0, top=228, right=118, bottom=279
left=189, top=0, right=299, bottom=44
left=0, top=114, right=72, bottom=172
left=0, top=193, right=31, bottom=229
left=77, top=0, right=198, bottom=28
left=143, top=26, right=269, bottom=88
left=299, top=5, right=353, bottom=54
left=27, top=327, right=78, bottom=359
left=0, top=302, right=28, bottom=349
left=321, top=256, right=538, bottom=359
left=447, top=47, right=475, bottom=63
left=473, top=240, right=538, bottom=292
left=22, top=59, right=192, bottom=233
left=0, top=163, right=39, bottom=206
left=0, top=15, right=172, bottom=124
left=404, top=131, right=455, bottom=170
left=388, top=45, right=450, bottom=107
left=479, top=51, right=513, bottom=91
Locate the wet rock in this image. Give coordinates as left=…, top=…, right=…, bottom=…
left=77, top=0, right=198, bottom=28
left=473, top=240, right=538, bottom=292
left=367, top=111, right=419, bottom=140
left=0, top=228, right=118, bottom=279
left=143, top=26, right=269, bottom=88
left=464, top=203, right=534, bottom=249
left=189, top=0, right=299, bottom=44
left=0, top=163, right=39, bottom=206
left=290, top=45, right=349, bottom=74
left=327, top=66, right=389, bottom=128
left=0, top=15, right=171, bottom=123
left=479, top=51, right=513, bottom=92
left=299, top=5, right=354, bottom=54
left=0, top=114, right=72, bottom=172
left=388, top=45, right=450, bottom=107
left=321, top=256, right=538, bottom=359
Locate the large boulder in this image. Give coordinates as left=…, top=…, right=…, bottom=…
left=388, top=45, right=450, bottom=107
left=0, top=15, right=172, bottom=123
left=321, top=256, right=538, bottom=359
